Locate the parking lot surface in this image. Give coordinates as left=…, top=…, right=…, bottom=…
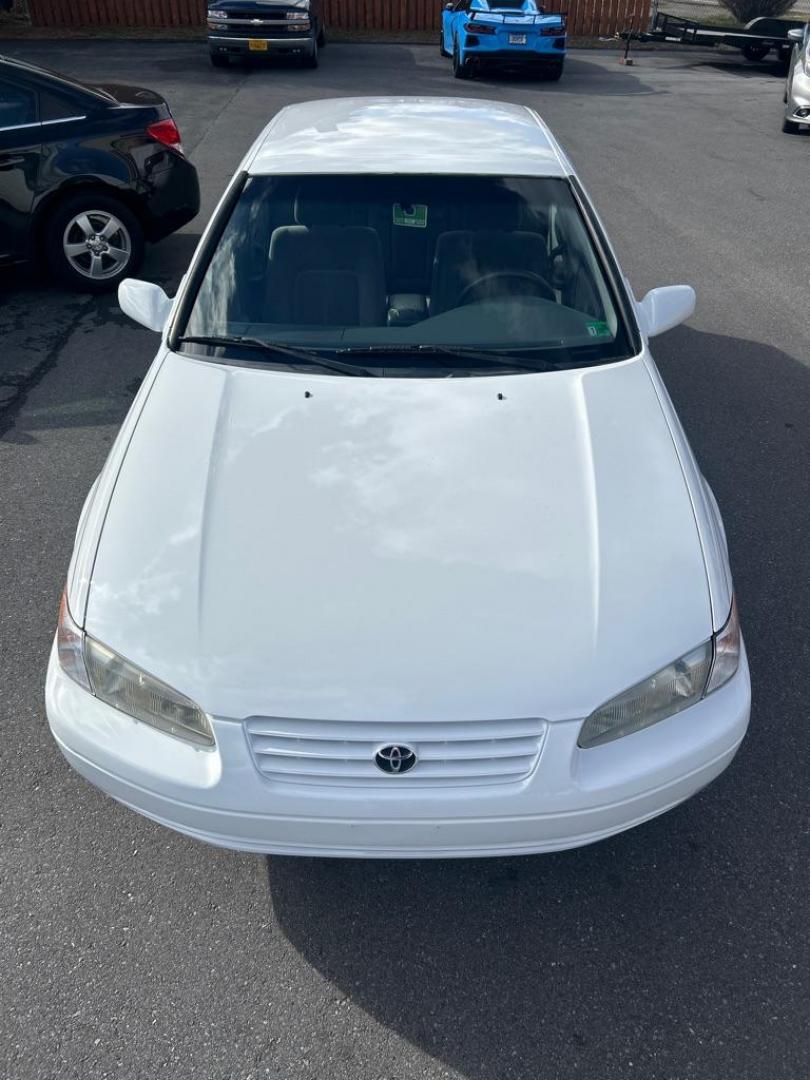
left=1, top=41, right=809, bottom=1080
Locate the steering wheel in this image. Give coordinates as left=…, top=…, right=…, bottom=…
left=455, top=270, right=555, bottom=309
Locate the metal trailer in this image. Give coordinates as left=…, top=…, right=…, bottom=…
left=624, top=11, right=805, bottom=64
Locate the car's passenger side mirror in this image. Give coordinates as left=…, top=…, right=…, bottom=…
left=118, top=278, right=173, bottom=333
left=787, top=27, right=804, bottom=42
left=637, top=285, right=696, bottom=338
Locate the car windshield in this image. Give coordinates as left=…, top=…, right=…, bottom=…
left=177, top=173, right=635, bottom=376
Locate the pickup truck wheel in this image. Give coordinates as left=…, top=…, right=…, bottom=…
left=742, top=43, right=769, bottom=62
left=210, top=51, right=229, bottom=68
left=303, top=38, right=319, bottom=68
left=46, top=194, right=143, bottom=292
left=782, top=117, right=802, bottom=134
left=453, top=39, right=471, bottom=79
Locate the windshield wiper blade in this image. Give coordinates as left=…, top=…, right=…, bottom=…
left=335, top=344, right=564, bottom=373
left=177, top=335, right=376, bottom=378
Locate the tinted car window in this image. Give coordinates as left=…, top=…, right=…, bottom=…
left=40, top=90, right=84, bottom=123
left=0, top=81, right=37, bottom=128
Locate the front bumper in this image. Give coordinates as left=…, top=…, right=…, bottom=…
left=786, top=69, right=810, bottom=123
left=208, top=32, right=314, bottom=57
left=46, top=645, right=750, bottom=858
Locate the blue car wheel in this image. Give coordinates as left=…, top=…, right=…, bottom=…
left=453, top=36, right=471, bottom=79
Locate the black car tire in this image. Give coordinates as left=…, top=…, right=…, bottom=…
left=782, top=117, right=802, bottom=134
left=742, top=43, right=769, bottom=62
left=210, top=51, right=229, bottom=68
left=45, top=193, right=144, bottom=292
left=303, top=38, right=319, bottom=68
left=317, top=21, right=326, bottom=47
left=542, top=60, right=564, bottom=82
left=453, top=39, right=471, bottom=79
left=440, top=30, right=448, bottom=56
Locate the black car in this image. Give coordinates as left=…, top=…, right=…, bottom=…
left=0, top=56, right=199, bottom=291
left=207, top=0, right=325, bottom=68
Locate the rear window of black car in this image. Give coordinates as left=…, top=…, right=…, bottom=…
left=40, top=90, right=85, bottom=123
left=0, top=80, right=37, bottom=128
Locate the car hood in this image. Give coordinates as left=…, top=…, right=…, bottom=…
left=85, top=352, right=711, bottom=723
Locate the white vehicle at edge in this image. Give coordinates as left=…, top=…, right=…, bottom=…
left=46, top=97, right=750, bottom=859
left=783, top=24, right=810, bottom=134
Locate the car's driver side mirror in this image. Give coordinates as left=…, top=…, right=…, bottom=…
left=118, top=278, right=173, bottom=333
left=787, top=27, right=804, bottom=42
left=637, top=285, right=696, bottom=338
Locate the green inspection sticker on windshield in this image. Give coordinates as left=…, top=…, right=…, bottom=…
left=586, top=320, right=612, bottom=338
left=393, top=203, right=428, bottom=229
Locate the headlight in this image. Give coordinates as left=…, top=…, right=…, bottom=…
left=207, top=8, right=227, bottom=18
left=57, top=591, right=91, bottom=693
left=704, top=596, right=741, bottom=695
left=578, top=599, right=741, bottom=749
left=56, top=591, right=214, bottom=748
left=286, top=11, right=310, bottom=20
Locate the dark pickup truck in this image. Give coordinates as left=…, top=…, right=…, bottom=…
left=207, top=0, right=326, bottom=68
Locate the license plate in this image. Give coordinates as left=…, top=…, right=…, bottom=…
left=248, top=38, right=269, bottom=51
left=509, top=33, right=528, bottom=45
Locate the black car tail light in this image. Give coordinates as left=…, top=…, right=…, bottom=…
left=146, top=119, right=184, bottom=155
left=541, top=23, right=565, bottom=35
left=464, top=22, right=495, bottom=33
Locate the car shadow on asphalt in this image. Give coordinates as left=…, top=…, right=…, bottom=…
left=0, top=232, right=200, bottom=440
left=265, top=326, right=810, bottom=1080
left=465, top=55, right=655, bottom=95
left=700, top=57, right=790, bottom=79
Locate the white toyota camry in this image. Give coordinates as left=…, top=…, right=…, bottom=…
left=46, top=98, right=750, bottom=858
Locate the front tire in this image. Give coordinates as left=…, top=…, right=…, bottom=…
left=45, top=194, right=143, bottom=292
left=453, top=38, right=471, bottom=79
left=303, top=37, right=319, bottom=68
left=317, top=21, right=326, bottom=47
left=209, top=50, right=229, bottom=68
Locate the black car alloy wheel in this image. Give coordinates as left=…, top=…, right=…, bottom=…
left=46, top=194, right=144, bottom=291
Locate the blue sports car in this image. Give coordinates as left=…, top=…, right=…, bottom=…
left=441, top=0, right=567, bottom=81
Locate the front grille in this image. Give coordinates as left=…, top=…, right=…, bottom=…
left=222, top=6, right=300, bottom=17
left=210, top=23, right=308, bottom=35
left=245, top=716, right=547, bottom=788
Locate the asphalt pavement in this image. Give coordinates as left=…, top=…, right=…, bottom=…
left=1, top=41, right=809, bottom=1080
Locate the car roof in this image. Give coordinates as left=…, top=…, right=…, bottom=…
left=246, top=97, right=572, bottom=178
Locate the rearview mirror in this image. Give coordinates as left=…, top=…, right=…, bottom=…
left=787, top=28, right=804, bottom=42
left=118, top=278, right=173, bottom=333
left=637, top=285, right=696, bottom=338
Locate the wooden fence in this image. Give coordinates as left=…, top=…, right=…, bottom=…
left=28, top=0, right=652, bottom=38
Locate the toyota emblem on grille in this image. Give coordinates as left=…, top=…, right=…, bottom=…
left=375, top=745, right=417, bottom=775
